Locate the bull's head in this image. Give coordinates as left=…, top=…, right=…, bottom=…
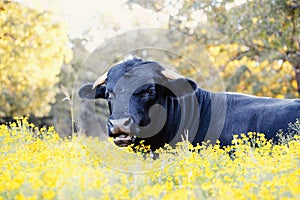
left=78, top=58, right=197, bottom=149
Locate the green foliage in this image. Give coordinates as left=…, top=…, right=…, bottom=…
left=0, top=0, right=72, bottom=118
left=132, top=0, right=300, bottom=97
left=207, top=44, right=298, bottom=97
left=205, top=0, right=300, bottom=97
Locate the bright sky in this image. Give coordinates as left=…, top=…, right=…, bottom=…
left=20, top=0, right=169, bottom=50
left=19, top=0, right=246, bottom=50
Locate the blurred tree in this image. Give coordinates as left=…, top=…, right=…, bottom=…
left=130, top=0, right=300, bottom=98
left=0, top=0, right=72, bottom=119
left=50, top=38, right=90, bottom=137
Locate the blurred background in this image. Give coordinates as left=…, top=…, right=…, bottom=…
left=0, top=0, right=299, bottom=136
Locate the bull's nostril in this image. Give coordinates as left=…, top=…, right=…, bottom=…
left=124, top=117, right=131, bottom=126
left=107, top=117, right=131, bottom=135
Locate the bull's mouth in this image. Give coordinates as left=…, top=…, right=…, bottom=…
left=113, top=133, right=135, bottom=147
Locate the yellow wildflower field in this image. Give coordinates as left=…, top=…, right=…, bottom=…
left=0, top=117, right=300, bottom=200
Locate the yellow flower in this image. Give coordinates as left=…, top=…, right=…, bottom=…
left=0, top=117, right=300, bottom=199
left=201, top=182, right=211, bottom=191
left=15, top=194, right=26, bottom=200
left=42, top=190, right=56, bottom=200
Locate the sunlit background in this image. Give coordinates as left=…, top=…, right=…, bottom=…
left=1, top=0, right=299, bottom=135
left=1, top=1, right=300, bottom=199
left=19, top=0, right=247, bottom=50
left=20, top=0, right=169, bottom=50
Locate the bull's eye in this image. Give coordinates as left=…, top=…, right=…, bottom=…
left=133, top=86, right=155, bottom=97
left=141, top=87, right=155, bottom=97
left=146, top=88, right=154, bottom=95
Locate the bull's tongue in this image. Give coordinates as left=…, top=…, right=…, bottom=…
left=113, top=134, right=132, bottom=147
left=113, top=134, right=131, bottom=140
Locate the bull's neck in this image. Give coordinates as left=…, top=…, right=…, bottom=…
left=164, top=88, right=212, bottom=146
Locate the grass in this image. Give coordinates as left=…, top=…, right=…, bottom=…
left=0, top=117, right=300, bottom=200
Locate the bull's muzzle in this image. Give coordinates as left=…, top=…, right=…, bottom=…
left=107, top=117, right=135, bottom=147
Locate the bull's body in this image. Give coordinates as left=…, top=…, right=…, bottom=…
left=210, top=92, right=300, bottom=146
left=79, top=58, right=300, bottom=149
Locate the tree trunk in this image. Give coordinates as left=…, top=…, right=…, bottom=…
left=294, top=62, right=300, bottom=96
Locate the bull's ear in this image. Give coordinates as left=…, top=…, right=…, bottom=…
left=78, top=83, right=106, bottom=99
left=166, top=78, right=198, bottom=96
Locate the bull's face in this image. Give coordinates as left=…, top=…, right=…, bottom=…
left=78, top=58, right=196, bottom=148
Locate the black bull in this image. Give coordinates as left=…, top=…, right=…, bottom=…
left=78, top=58, right=300, bottom=150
